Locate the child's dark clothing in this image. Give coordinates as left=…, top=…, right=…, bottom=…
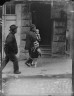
left=29, top=48, right=39, bottom=58
left=25, top=30, right=41, bottom=66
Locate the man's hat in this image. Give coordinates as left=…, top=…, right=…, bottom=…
left=30, top=24, right=36, bottom=29
left=30, top=24, right=36, bottom=32
left=10, top=24, right=18, bottom=30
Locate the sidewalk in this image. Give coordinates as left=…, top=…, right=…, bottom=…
left=2, top=57, right=72, bottom=96
left=2, top=56, right=72, bottom=79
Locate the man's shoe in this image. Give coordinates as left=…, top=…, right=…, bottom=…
left=14, top=71, right=21, bottom=74
left=25, top=63, right=31, bottom=67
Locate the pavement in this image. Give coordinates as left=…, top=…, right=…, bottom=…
left=2, top=56, right=72, bottom=78
left=2, top=56, right=72, bottom=96
left=2, top=78, right=72, bottom=96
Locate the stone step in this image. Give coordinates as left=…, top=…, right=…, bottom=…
left=40, top=45, right=51, bottom=47
left=41, top=54, right=52, bottom=57
left=40, top=46, right=52, bottom=55
left=20, top=45, right=52, bottom=59
left=40, top=48, right=51, bottom=51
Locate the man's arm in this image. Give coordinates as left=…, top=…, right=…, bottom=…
left=5, top=34, right=15, bottom=51
left=6, top=34, right=14, bottom=44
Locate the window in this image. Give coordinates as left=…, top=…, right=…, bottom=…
left=6, top=4, right=15, bottom=14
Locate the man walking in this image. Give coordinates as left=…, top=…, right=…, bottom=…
left=25, top=24, right=41, bottom=67
left=2, top=24, right=21, bottom=74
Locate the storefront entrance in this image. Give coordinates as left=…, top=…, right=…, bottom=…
left=31, top=2, right=52, bottom=46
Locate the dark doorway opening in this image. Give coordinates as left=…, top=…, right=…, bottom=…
left=30, top=2, right=52, bottom=46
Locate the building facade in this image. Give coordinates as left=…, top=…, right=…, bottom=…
left=2, top=0, right=73, bottom=60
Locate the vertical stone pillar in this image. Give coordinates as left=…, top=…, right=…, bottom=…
left=72, top=4, right=74, bottom=95
left=66, top=2, right=74, bottom=58
left=20, top=3, right=32, bottom=60
left=16, top=4, right=21, bottom=58
left=67, top=2, right=74, bottom=96
left=2, top=5, right=6, bottom=59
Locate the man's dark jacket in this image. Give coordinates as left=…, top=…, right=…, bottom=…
left=25, top=31, right=37, bottom=50
left=4, top=33, right=18, bottom=54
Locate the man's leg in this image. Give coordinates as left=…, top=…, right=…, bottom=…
left=2, top=55, right=9, bottom=70
left=9, top=54, right=21, bottom=74
left=25, top=49, right=33, bottom=67
left=25, top=57, right=33, bottom=67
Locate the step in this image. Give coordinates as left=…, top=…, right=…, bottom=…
left=20, top=45, right=52, bottom=59
left=41, top=52, right=52, bottom=55
left=40, top=48, right=51, bottom=51
left=41, top=54, right=52, bottom=58
left=40, top=45, right=51, bottom=47
left=41, top=49, right=51, bottom=52
left=40, top=47, right=52, bottom=55
left=40, top=45, right=51, bottom=51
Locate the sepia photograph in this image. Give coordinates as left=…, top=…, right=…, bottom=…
left=1, top=0, right=73, bottom=96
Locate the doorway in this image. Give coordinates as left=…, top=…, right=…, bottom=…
left=30, top=2, right=52, bottom=47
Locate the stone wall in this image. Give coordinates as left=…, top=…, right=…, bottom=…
left=51, top=1, right=70, bottom=55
